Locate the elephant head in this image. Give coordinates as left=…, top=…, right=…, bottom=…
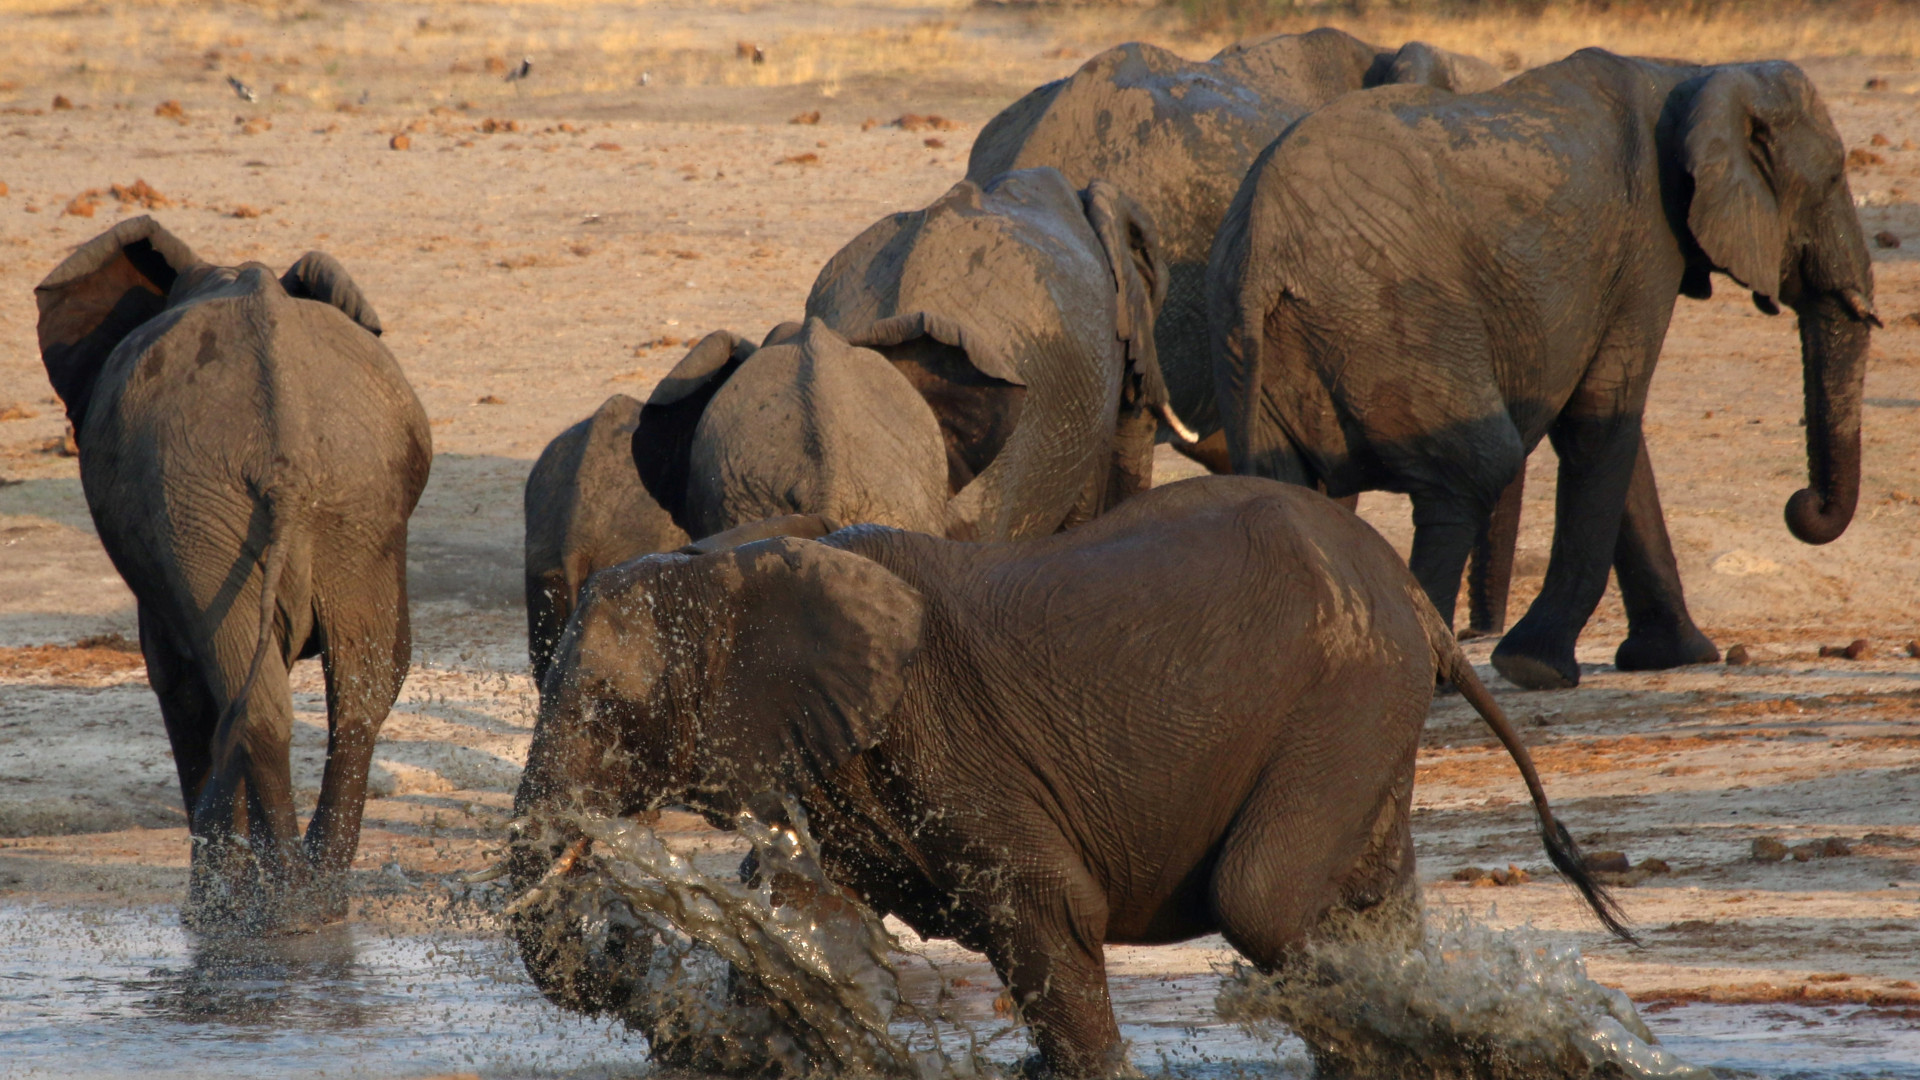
left=36, top=214, right=386, bottom=433
left=632, top=319, right=950, bottom=541
left=807, top=167, right=1173, bottom=539
left=508, top=530, right=924, bottom=1012
left=1676, top=61, right=1877, bottom=544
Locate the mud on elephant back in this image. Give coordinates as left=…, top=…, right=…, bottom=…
left=506, top=476, right=1631, bottom=1079
left=1208, top=50, right=1876, bottom=690
left=967, top=27, right=1502, bottom=467
left=33, top=215, right=432, bottom=931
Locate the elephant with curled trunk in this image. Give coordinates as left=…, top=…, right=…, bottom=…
left=639, top=168, right=1178, bottom=543
left=507, top=476, right=1629, bottom=1079
left=968, top=28, right=1503, bottom=466
left=1209, top=49, right=1876, bottom=691
left=34, top=216, right=430, bottom=930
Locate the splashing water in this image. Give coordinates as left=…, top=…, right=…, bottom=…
left=511, top=800, right=993, bottom=1078
left=1217, top=899, right=1712, bottom=1080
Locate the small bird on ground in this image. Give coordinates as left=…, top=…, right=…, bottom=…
left=226, top=74, right=257, bottom=103
left=505, top=56, right=533, bottom=90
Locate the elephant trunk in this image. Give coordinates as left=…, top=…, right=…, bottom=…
left=507, top=679, right=658, bottom=1017
left=1784, top=293, right=1870, bottom=546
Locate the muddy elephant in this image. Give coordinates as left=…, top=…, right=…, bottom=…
left=524, top=394, right=690, bottom=685
left=34, top=216, right=431, bottom=930
left=641, top=168, right=1180, bottom=543
left=968, top=28, right=1502, bottom=466
left=1210, top=50, right=1875, bottom=690
left=508, top=475, right=1626, bottom=1078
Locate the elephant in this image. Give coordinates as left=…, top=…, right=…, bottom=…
left=633, top=319, right=953, bottom=542
left=640, top=167, right=1180, bottom=544
left=524, top=394, right=689, bottom=686
left=508, top=475, right=1627, bottom=1078
left=967, top=28, right=1503, bottom=467
left=33, top=216, right=431, bottom=930
left=1209, top=49, right=1876, bottom=690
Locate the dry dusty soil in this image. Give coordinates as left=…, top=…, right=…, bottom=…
left=2, top=1, right=1920, bottom=1075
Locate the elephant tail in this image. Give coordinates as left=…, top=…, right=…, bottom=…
left=217, top=488, right=293, bottom=738
left=1421, top=596, right=1637, bottom=943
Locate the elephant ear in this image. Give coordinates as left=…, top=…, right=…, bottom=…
left=1082, top=179, right=1192, bottom=437
left=698, top=537, right=924, bottom=799
left=34, top=215, right=200, bottom=425
left=634, top=329, right=757, bottom=535
left=281, top=250, right=383, bottom=336
left=1681, top=64, right=1808, bottom=304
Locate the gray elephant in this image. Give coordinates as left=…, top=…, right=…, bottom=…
left=633, top=319, right=952, bottom=541
left=968, top=28, right=1502, bottom=466
left=508, top=476, right=1626, bottom=1078
left=34, top=216, right=431, bottom=930
left=524, top=394, right=689, bottom=685
left=639, top=168, right=1178, bottom=543
left=1210, top=50, right=1876, bottom=690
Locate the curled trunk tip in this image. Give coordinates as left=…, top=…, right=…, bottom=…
left=1785, top=486, right=1855, bottom=545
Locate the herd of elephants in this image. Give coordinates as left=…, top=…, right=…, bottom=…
left=29, top=23, right=1877, bottom=1077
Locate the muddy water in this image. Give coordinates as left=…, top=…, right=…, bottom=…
left=1, top=900, right=1917, bottom=1080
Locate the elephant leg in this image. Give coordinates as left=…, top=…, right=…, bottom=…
left=1613, top=437, right=1720, bottom=671
left=304, top=560, right=410, bottom=918
left=1462, top=468, right=1526, bottom=639
left=1103, top=407, right=1158, bottom=510
left=190, top=619, right=301, bottom=930
left=1405, top=491, right=1486, bottom=629
left=984, top=863, right=1126, bottom=1078
left=1492, top=405, right=1644, bottom=690
left=140, top=604, right=218, bottom=819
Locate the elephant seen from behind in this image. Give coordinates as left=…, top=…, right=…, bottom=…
left=1210, top=50, right=1875, bottom=689
left=35, top=216, right=431, bottom=931
left=508, top=476, right=1628, bottom=1078
left=524, top=394, right=690, bottom=685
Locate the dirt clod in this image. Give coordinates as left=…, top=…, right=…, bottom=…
left=1871, top=133, right=1892, bottom=146
left=1751, top=837, right=1789, bottom=862
left=1725, top=643, right=1752, bottom=665
left=51, top=95, right=72, bottom=110
left=789, top=110, right=821, bottom=125
left=1865, top=76, right=1889, bottom=90
left=893, top=113, right=956, bottom=132
left=1906, top=640, right=1920, bottom=658
left=1587, top=850, right=1631, bottom=873
left=590, top=141, right=621, bottom=151
left=1848, top=147, right=1885, bottom=169
left=476, top=394, right=505, bottom=405
left=0, top=403, right=37, bottom=421
left=390, top=133, right=411, bottom=150
left=1876, top=231, right=1902, bottom=249
left=1790, top=837, right=1853, bottom=861
left=780, top=152, right=819, bottom=166
left=153, top=100, right=186, bottom=123
left=923, top=137, right=945, bottom=149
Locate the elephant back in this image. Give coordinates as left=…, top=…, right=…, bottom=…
left=808, top=170, right=1122, bottom=541
left=686, top=320, right=949, bottom=540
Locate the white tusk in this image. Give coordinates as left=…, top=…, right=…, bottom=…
left=1156, top=404, right=1201, bottom=445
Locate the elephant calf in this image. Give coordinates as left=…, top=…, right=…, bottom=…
left=510, top=475, right=1627, bottom=1078
left=35, top=217, right=430, bottom=931
left=524, top=394, right=689, bottom=685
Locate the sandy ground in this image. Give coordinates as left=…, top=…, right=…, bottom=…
left=3, top=0, right=1920, bottom=1063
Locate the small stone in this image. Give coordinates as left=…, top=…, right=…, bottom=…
left=788, top=110, right=820, bottom=125
left=1637, top=857, right=1672, bottom=875
left=1876, top=231, right=1902, bottom=249
left=1588, top=850, right=1631, bottom=873
left=1819, top=639, right=1871, bottom=659
left=52, top=94, right=72, bottom=110
left=389, top=133, right=410, bottom=150
left=1725, top=643, right=1752, bottom=666
left=1451, top=866, right=1486, bottom=882
left=1751, top=837, right=1788, bottom=862
left=924, top=137, right=946, bottom=149
left=154, top=99, right=186, bottom=123
left=476, top=394, right=505, bottom=405
left=1848, top=147, right=1887, bottom=169
left=1866, top=76, right=1890, bottom=90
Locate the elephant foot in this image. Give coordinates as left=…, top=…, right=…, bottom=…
left=1489, top=632, right=1581, bottom=690
left=1615, top=627, right=1720, bottom=672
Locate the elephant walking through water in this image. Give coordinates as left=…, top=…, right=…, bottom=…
left=34, top=216, right=431, bottom=930
left=1210, top=50, right=1876, bottom=689
left=508, top=476, right=1628, bottom=1078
